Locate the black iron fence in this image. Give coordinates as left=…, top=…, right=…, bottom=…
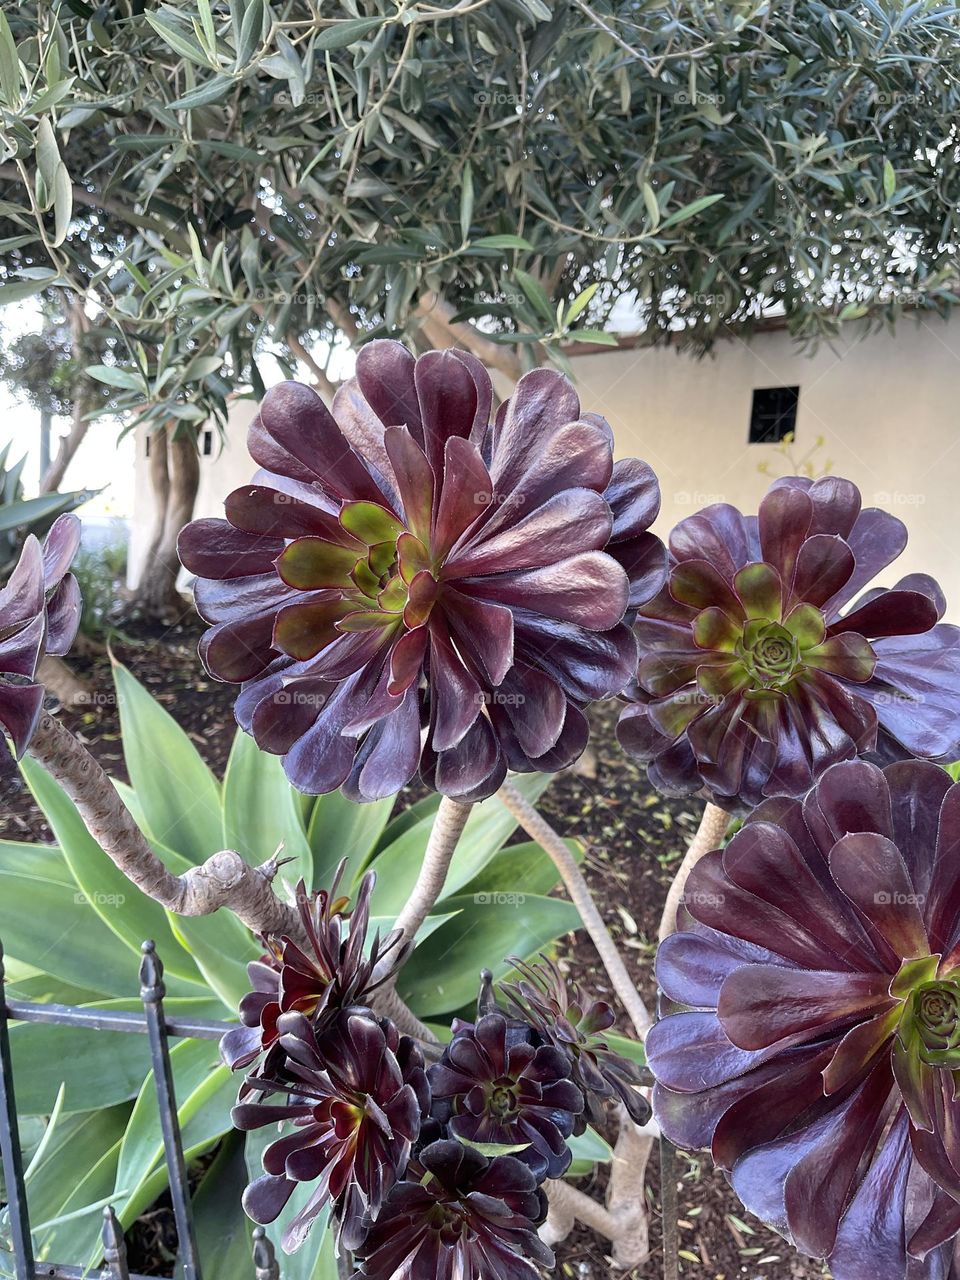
left=0, top=938, right=280, bottom=1280
left=0, top=937, right=681, bottom=1280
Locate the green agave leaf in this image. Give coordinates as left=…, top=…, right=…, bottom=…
left=397, top=892, right=580, bottom=1016
left=9, top=997, right=226, bottom=1115
left=16, top=1105, right=129, bottom=1267
left=456, top=838, right=582, bottom=900
left=20, top=756, right=203, bottom=989
left=167, top=910, right=257, bottom=1013
left=605, top=1030, right=647, bottom=1068
left=367, top=774, right=554, bottom=919
left=565, top=1126, right=614, bottom=1178
left=0, top=840, right=153, bottom=998
left=3, top=967, right=105, bottom=1006
left=112, top=785, right=258, bottom=1013
left=112, top=1038, right=235, bottom=1228
left=369, top=911, right=458, bottom=946
left=222, top=729, right=312, bottom=887
left=112, top=660, right=223, bottom=864
left=189, top=1133, right=253, bottom=1277
left=371, top=790, right=441, bottom=855
left=308, top=787, right=395, bottom=889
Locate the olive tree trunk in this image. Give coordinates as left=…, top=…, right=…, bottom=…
left=132, top=422, right=200, bottom=621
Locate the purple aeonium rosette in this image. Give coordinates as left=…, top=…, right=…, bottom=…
left=427, top=1010, right=584, bottom=1181
left=0, top=514, right=81, bottom=757
left=618, top=476, right=960, bottom=812
left=350, top=1138, right=552, bottom=1280
left=179, top=342, right=665, bottom=801
left=647, top=758, right=960, bottom=1278
left=234, top=1009, right=429, bottom=1253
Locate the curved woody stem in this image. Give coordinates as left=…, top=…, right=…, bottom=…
left=27, top=712, right=304, bottom=937
left=497, top=779, right=652, bottom=1037
left=24, top=712, right=431, bottom=1039
left=658, top=801, right=731, bottom=941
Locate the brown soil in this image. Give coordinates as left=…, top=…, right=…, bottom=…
left=0, top=620, right=826, bottom=1279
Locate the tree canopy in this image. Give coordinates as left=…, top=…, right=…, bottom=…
left=1, top=0, right=960, bottom=429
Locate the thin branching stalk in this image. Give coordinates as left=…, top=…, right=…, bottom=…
left=658, top=801, right=731, bottom=941
left=497, top=780, right=652, bottom=1037
left=385, top=796, right=474, bottom=953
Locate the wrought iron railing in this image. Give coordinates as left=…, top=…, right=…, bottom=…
left=0, top=938, right=279, bottom=1280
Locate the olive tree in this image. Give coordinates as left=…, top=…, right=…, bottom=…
left=1, top=0, right=958, bottom=604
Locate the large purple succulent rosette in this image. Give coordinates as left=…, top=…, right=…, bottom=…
left=647, top=759, right=960, bottom=1278
left=0, top=514, right=81, bottom=756
left=179, top=341, right=665, bottom=801
left=618, top=475, right=960, bottom=812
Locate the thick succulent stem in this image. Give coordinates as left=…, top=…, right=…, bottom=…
left=373, top=795, right=473, bottom=1044
left=26, top=712, right=432, bottom=1042
left=27, top=712, right=304, bottom=935
left=606, top=1104, right=657, bottom=1267
left=497, top=780, right=652, bottom=1037
left=543, top=1107, right=658, bottom=1265
left=658, top=801, right=731, bottom=942
left=386, top=795, right=473, bottom=953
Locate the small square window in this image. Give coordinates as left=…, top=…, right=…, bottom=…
left=749, top=386, right=799, bottom=444
left=201, top=429, right=214, bottom=457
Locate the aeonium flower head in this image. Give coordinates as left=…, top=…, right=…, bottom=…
left=234, top=1009, right=429, bottom=1253
left=350, top=1138, right=553, bottom=1280
left=502, top=954, right=650, bottom=1128
left=0, top=514, right=81, bottom=757
left=179, top=342, right=666, bottom=802
left=427, top=1010, right=583, bottom=1180
left=618, top=476, right=960, bottom=812
left=220, top=861, right=408, bottom=1089
left=647, top=758, right=960, bottom=1278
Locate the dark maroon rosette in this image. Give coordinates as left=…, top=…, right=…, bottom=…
left=648, top=759, right=960, bottom=1278
left=180, top=342, right=665, bottom=800
left=619, top=476, right=960, bottom=812
left=0, top=513, right=81, bottom=756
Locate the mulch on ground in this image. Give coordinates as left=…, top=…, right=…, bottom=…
left=0, top=620, right=826, bottom=1279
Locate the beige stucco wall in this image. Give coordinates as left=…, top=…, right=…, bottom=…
left=569, top=313, right=960, bottom=621
left=129, top=314, right=960, bottom=618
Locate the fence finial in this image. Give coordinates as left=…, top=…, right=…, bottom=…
left=102, top=1204, right=131, bottom=1280
left=252, top=1225, right=281, bottom=1280
left=139, top=938, right=165, bottom=1003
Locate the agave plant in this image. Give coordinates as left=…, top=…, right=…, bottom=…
left=618, top=476, right=960, bottom=811
left=179, top=341, right=666, bottom=801
left=647, top=758, right=960, bottom=1278
left=0, top=513, right=81, bottom=757
left=4, top=660, right=597, bottom=1274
